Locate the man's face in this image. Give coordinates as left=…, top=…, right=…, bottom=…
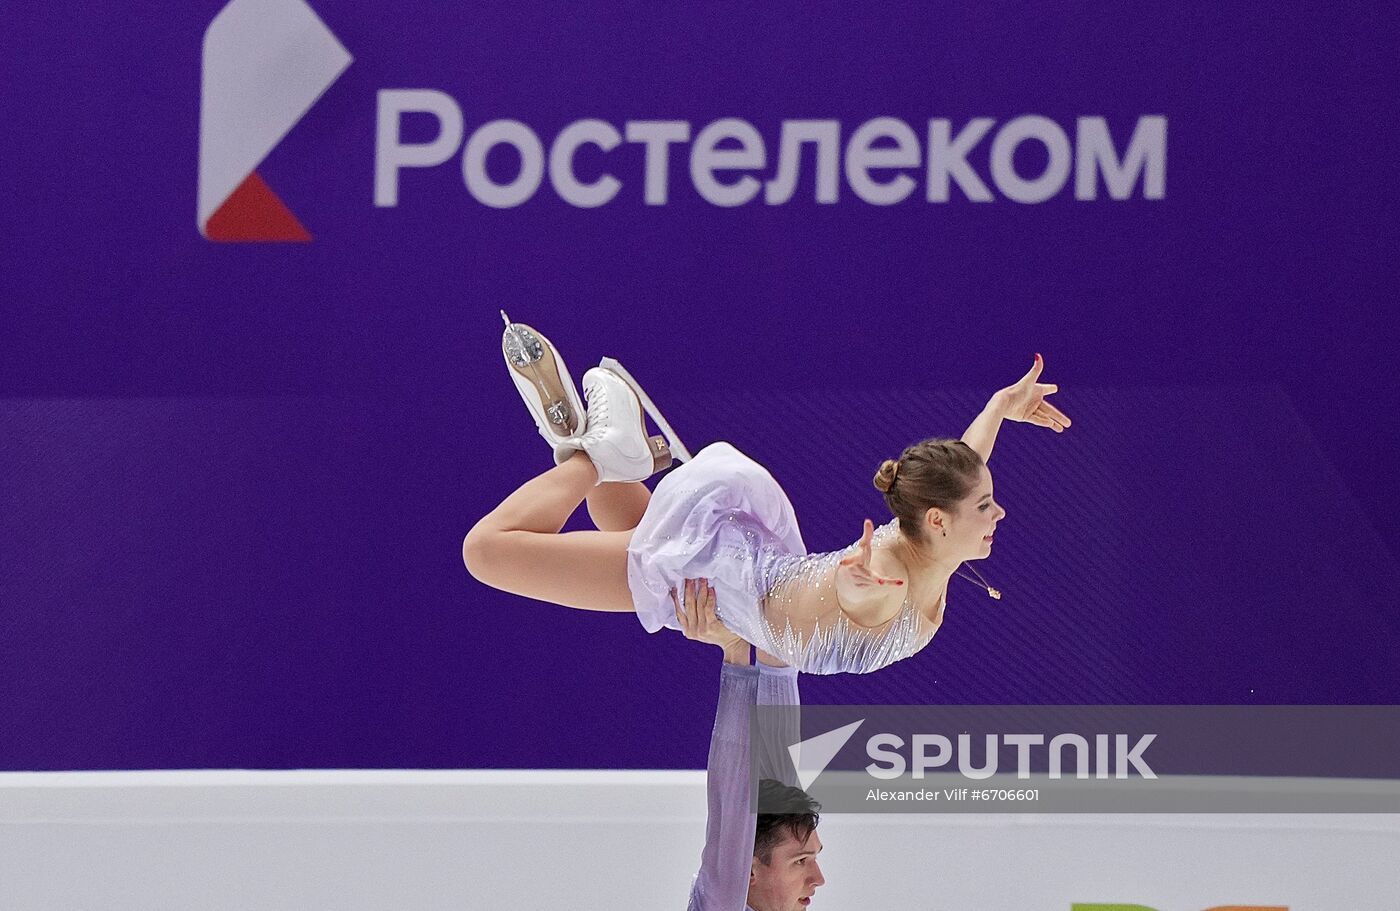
left=748, top=830, right=825, bottom=910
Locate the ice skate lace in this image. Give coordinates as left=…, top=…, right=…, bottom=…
left=580, top=378, right=609, bottom=445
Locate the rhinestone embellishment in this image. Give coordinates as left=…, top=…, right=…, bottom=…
left=749, top=520, right=935, bottom=674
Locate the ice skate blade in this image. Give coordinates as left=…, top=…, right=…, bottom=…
left=501, top=320, right=582, bottom=438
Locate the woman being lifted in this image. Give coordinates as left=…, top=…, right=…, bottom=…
left=463, top=314, right=1070, bottom=675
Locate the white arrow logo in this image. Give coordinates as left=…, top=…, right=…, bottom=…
left=788, top=719, right=864, bottom=791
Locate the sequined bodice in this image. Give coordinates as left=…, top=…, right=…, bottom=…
left=753, top=522, right=939, bottom=675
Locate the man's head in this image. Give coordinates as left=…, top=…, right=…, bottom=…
left=749, top=780, right=825, bottom=911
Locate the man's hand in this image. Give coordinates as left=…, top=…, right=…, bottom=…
left=671, top=578, right=750, bottom=665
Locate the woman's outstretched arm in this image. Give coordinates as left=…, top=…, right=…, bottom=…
left=962, top=353, right=1071, bottom=461
left=961, top=389, right=1011, bottom=463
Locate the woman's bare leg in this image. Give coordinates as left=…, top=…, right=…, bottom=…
left=585, top=482, right=651, bottom=532
left=462, top=452, right=637, bottom=612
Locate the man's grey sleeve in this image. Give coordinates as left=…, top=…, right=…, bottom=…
left=755, top=663, right=800, bottom=788
left=686, top=663, right=759, bottom=911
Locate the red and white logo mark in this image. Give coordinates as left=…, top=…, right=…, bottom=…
left=198, top=0, right=352, bottom=242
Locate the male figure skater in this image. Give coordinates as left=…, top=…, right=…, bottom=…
left=672, top=579, right=826, bottom=911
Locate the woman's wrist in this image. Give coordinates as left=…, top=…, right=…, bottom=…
left=986, top=388, right=1011, bottom=418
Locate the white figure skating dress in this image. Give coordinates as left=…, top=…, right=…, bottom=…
left=627, top=442, right=940, bottom=675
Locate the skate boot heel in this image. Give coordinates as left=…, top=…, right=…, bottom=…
left=648, top=435, right=674, bottom=473
left=580, top=366, right=682, bottom=484
left=597, top=356, right=692, bottom=463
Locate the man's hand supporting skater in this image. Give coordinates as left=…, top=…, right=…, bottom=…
left=674, top=578, right=752, bottom=666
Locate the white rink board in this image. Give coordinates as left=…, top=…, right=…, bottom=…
left=2, top=770, right=1398, bottom=910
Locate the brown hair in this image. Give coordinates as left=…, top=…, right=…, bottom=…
left=873, top=438, right=984, bottom=542
left=754, top=779, right=821, bottom=865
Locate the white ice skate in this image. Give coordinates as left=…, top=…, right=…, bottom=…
left=500, top=311, right=588, bottom=464
left=579, top=359, right=693, bottom=484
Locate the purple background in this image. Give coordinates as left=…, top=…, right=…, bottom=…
left=2, top=2, right=1398, bottom=770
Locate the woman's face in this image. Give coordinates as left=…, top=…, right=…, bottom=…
left=938, top=466, right=1005, bottom=561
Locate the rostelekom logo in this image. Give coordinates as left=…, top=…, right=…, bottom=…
left=198, top=0, right=352, bottom=242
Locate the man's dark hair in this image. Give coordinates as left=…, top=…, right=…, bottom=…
left=753, top=778, right=821, bottom=865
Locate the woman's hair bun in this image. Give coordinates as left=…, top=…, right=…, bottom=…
left=873, top=458, right=900, bottom=494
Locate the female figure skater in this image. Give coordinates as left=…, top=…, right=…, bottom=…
left=463, top=314, right=1070, bottom=675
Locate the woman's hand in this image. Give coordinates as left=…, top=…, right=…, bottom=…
left=999, top=353, right=1071, bottom=433
left=671, top=578, right=748, bottom=661
left=837, top=519, right=906, bottom=592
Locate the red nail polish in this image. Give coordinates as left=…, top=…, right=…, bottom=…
left=1035, top=352, right=1043, bottom=361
